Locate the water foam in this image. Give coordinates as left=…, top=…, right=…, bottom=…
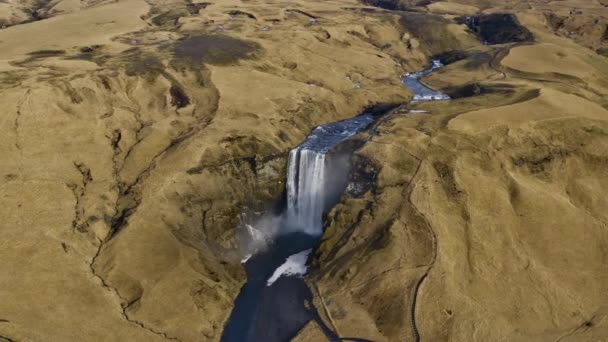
left=266, top=249, right=312, bottom=286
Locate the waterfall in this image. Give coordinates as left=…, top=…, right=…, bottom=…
left=286, top=148, right=327, bottom=236
left=282, top=114, right=379, bottom=236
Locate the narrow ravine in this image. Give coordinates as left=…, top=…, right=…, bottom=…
left=221, top=60, right=450, bottom=342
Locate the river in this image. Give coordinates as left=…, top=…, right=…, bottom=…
left=221, top=60, right=449, bottom=342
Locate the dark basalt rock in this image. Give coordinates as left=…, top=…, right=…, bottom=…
left=463, top=13, right=534, bottom=45
left=431, top=50, right=469, bottom=65
left=169, top=85, right=190, bottom=108
left=345, top=154, right=378, bottom=198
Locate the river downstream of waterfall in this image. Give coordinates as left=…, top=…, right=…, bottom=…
left=221, top=61, right=450, bottom=342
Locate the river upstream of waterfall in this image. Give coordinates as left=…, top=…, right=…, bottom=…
left=221, top=61, right=449, bottom=342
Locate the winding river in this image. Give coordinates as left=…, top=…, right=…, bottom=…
left=221, top=60, right=449, bottom=342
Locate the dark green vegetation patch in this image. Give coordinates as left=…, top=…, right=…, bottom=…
left=24, top=0, right=52, bottom=22
left=71, top=45, right=104, bottom=61
left=148, top=0, right=211, bottom=27
left=360, top=0, right=430, bottom=10
left=431, top=50, right=493, bottom=69
left=463, top=14, right=534, bottom=45
left=151, top=9, right=192, bottom=27
left=122, top=49, right=165, bottom=79
left=13, top=49, right=66, bottom=65
left=400, top=12, right=461, bottom=55
left=444, top=83, right=516, bottom=99
left=171, top=35, right=261, bottom=66
left=360, top=0, right=404, bottom=10
left=28, top=49, right=65, bottom=57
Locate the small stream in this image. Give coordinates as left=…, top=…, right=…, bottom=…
left=221, top=61, right=449, bottom=342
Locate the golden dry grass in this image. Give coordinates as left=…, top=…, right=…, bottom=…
left=0, top=0, right=607, bottom=341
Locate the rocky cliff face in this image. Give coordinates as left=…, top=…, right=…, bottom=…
left=0, top=0, right=607, bottom=341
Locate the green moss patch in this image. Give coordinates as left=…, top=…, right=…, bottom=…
left=122, top=49, right=165, bottom=79
left=171, top=35, right=261, bottom=66
left=28, top=49, right=66, bottom=57
left=151, top=9, right=190, bottom=26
